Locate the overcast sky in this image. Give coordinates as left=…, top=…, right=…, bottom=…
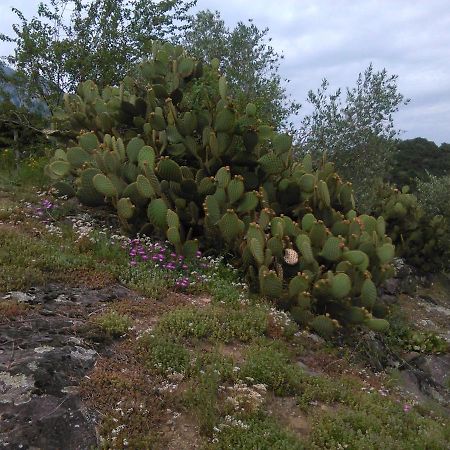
left=1, top=0, right=449, bottom=143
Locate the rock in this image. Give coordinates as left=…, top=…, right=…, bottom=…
left=0, top=282, right=135, bottom=449
left=380, top=294, right=398, bottom=305
left=2, top=291, right=35, bottom=303
left=383, top=278, right=400, bottom=295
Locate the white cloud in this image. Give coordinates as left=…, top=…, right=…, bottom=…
left=1, top=0, right=449, bottom=143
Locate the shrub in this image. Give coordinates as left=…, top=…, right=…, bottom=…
left=373, top=184, right=450, bottom=272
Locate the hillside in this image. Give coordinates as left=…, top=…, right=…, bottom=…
left=0, top=176, right=449, bottom=449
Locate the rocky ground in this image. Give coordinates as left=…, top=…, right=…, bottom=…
left=0, top=188, right=449, bottom=449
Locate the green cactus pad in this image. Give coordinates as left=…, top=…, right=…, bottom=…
left=66, top=147, right=90, bottom=168
left=178, top=57, right=195, bottom=77
left=288, top=274, right=309, bottom=299
left=138, top=146, right=156, bottom=171
left=245, top=102, right=257, bottom=116
left=136, top=174, right=155, bottom=198
left=149, top=112, right=167, bottom=131
left=320, top=236, right=342, bottom=261
left=301, top=213, right=316, bottom=232
left=318, top=180, right=330, bottom=207
left=157, top=158, right=182, bottom=182
left=302, top=153, right=313, bottom=173
left=296, top=235, right=315, bottom=264
left=78, top=132, right=99, bottom=152
left=215, top=166, right=231, bottom=188
left=214, top=108, right=235, bottom=133
left=271, top=217, right=285, bottom=238
left=53, top=181, right=76, bottom=198
left=330, top=273, right=351, bottom=299
left=237, top=191, right=259, bottom=213
left=376, top=243, right=395, bottom=264
left=361, top=278, right=377, bottom=308
left=366, top=318, right=389, bottom=332
left=347, top=306, right=367, bottom=324
left=166, top=209, right=180, bottom=229
left=198, top=177, right=216, bottom=196
left=299, top=173, right=315, bottom=193
left=103, top=151, right=121, bottom=173
left=219, top=210, right=244, bottom=242
left=117, top=197, right=135, bottom=219
left=291, top=307, right=314, bottom=326
left=249, top=237, right=265, bottom=266
left=311, top=315, right=336, bottom=338
left=147, top=198, right=168, bottom=229
left=167, top=226, right=181, bottom=245
left=258, top=153, right=284, bottom=175
left=260, top=271, right=283, bottom=298
left=183, top=239, right=199, bottom=259
left=49, top=160, right=71, bottom=177
left=126, top=137, right=145, bottom=163
left=204, top=195, right=221, bottom=224
left=273, top=133, right=292, bottom=154
left=343, top=250, right=366, bottom=266
left=93, top=173, right=117, bottom=197
left=267, top=236, right=284, bottom=257
left=218, top=76, right=227, bottom=100
left=227, top=176, right=245, bottom=204
left=309, top=221, right=327, bottom=248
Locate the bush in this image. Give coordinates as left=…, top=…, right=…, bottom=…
left=373, top=184, right=450, bottom=272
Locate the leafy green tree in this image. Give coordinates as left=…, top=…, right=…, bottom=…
left=388, top=137, right=450, bottom=188
left=0, top=0, right=196, bottom=113
left=180, top=10, right=300, bottom=130
left=299, top=64, right=409, bottom=210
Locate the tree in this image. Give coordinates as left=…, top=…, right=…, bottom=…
left=388, top=137, right=450, bottom=188
left=0, top=0, right=196, bottom=113
left=180, top=10, right=300, bottom=131
left=299, top=64, right=409, bottom=209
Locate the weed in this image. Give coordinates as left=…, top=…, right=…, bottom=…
left=156, top=305, right=269, bottom=343
left=207, top=412, right=305, bottom=450
left=0, top=300, right=29, bottom=319
left=138, top=333, right=191, bottom=375
left=95, top=310, right=132, bottom=338
left=239, top=343, right=301, bottom=396
left=307, top=394, right=450, bottom=449
left=185, top=369, right=221, bottom=436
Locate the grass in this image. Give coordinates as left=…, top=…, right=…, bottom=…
left=94, top=310, right=133, bottom=337
left=156, top=304, right=271, bottom=343
left=1, top=161, right=449, bottom=450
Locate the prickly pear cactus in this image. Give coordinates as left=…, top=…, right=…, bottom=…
left=46, top=41, right=397, bottom=334
left=373, top=184, right=449, bottom=272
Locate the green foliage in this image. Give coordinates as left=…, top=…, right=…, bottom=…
left=138, top=333, right=191, bottom=374
left=239, top=344, right=300, bottom=395
left=389, top=138, right=450, bottom=189
left=307, top=394, right=450, bottom=450
left=184, top=369, right=221, bottom=436
left=416, top=173, right=450, bottom=219
left=1, top=0, right=195, bottom=112
left=156, top=305, right=269, bottom=343
left=299, top=65, right=409, bottom=211
left=95, top=310, right=132, bottom=337
left=373, top=184, right=450, bottom=272
left=180, top=10, right=300, bottom=130
left=207, top=413, right=305, bottom=450
left=47, top=42, right=398, bottom=334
